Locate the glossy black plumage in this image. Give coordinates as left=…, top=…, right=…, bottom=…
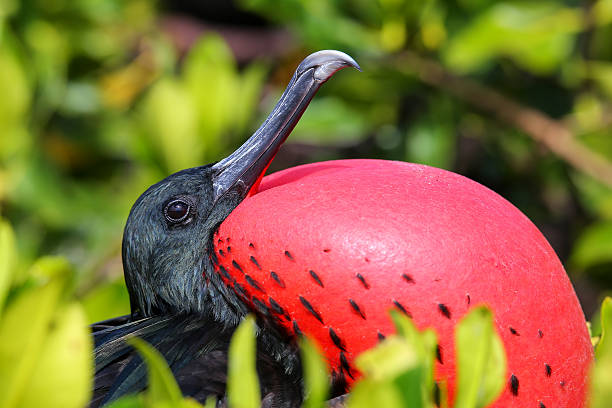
left=91, top=314, right=302, bottom=407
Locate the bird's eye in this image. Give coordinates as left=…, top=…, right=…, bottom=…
left=164, top=200, right=190, bottom=223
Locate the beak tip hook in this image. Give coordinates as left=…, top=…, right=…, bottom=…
left=297, top=50, right=361, bottom=81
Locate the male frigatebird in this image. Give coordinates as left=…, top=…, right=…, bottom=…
left=91, top=50, right=359, bottom=407
left=93, top=50, right=593, bottom=408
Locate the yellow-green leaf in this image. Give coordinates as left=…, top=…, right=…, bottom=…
left=356, top=335, right=418, bottom=381
left=354, top=336, right=427, bottom=408
left=81, top=278, right=131, bottom=324
left=0, top=219, right=17, bottom=314
left=443, top=2, right=581, bottom=74
left=141, top=78, right=200, bottom=172
left=300, top=336, right=329, bottom=408
left=19, top=304, right=93, bottom=408
left=590, top=297, right=612, bottom=408
left=180, top=398, right=206, bottom=408
left=183, top=35, right=237, bottom=158
left=0, top=38, right=30, bottom=127
left=454, top=306, right=506, bottom=408
left=571, top=221, right=612, bottom=270
left=0, top=276, right=66, bottom=408
left=349, top=379, right=404, bottom=408
left=107, top=394, right=204, bottom=408
left=390, top=310, right=438, bottom=401
left=232, top=62, right=266, bottom=136
left=29, top=256, right=74, bottom=286
left=129, top=337, right=182, bottom=404
left=596, top=297, right=612, bottom=359
left=104, top=395, right=143, bottom=408
left=227, top=315, right=260, bottom=408
left=204, top=396, right=217, bottom=408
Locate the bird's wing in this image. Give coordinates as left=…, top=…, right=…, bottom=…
left=91, top=314, right=231, bottom=406
left=91, top=314, right=304, bottom=407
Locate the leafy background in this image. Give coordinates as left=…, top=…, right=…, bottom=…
left=1, top=0, right=612, bottom=406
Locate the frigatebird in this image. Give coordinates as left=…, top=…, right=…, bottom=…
left=91, top=50, right=359, bottom=407
left=92, top=48, right=594, bottom=408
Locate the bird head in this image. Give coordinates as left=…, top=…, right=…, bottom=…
left=121, top=50, right=360, bottom=320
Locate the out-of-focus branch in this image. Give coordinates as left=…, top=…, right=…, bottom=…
left=397, top=51, right=612, bottom=188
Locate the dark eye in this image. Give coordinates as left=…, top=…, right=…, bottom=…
left=164, top=200, right=190, bottom=223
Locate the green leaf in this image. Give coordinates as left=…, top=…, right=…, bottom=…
left=571, top=221, right=612, bottom=270
left=0, top=274, right=66, bottom=408
left=291, top=97, right=369, bottom=145
left=352, top=312, right=440, bottom=407
left=232, top=62, right=267, bottom=137
left=204, top=396, right=217, bottom=408
left=596, top=297, right=612, bottom=359
left=454, top=306, right=506, bottom=408
left=180, top=399, right=207, bottom=408
left=128, top=337, right=182, bottom=404
left=403, top=95, right=456, bottom=170
left=590, top=297, right=612, bottom=408
left=571, top=173, right=612, bottom=220
left=183, top=35, right=237, bottom=158
left=390, top=310, right=438, bottom=402
left=28, top=255, right=74, bottom=285
left=594, top=0, right=612, bottom=26
left=104, top=395, right=144, bottom=408
left=227, top=315, right=260, bottom=408
left=443, top=2, right=581, bottom=74
left=300, top=336, right=329, bottom=408
left=240, top=0, right=379, bottom=51
left=107, top=394, right=204, bottom=408
left=352, top=335, right=426, bottom=408
left=0, top=37, right=30, bottom=128
left=19, top=304, right=93, bottom=408
left=81, top=278, right=131, bottom=324
left=140, top=78, right=200, bottom=172
left=0, top=219, right=17, bottom=314
left=349, top=379, right=405, bottom=408
left=355, top=335, right=418, bottom=381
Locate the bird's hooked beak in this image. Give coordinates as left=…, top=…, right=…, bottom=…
left=210, top=50, right=360, bottom=205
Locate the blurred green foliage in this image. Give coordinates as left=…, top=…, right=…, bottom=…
left=1, top=0, right=612, bottom=406
left=0, top=223, right=92, bottom=408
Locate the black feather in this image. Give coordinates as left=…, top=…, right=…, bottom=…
left=92, top=314, right=303, bottom=407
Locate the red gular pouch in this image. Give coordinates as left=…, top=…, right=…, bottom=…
left=213, top=159, right=592, bottom=407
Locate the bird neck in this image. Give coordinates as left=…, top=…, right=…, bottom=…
left=198, top=248, right=251, bottom=327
